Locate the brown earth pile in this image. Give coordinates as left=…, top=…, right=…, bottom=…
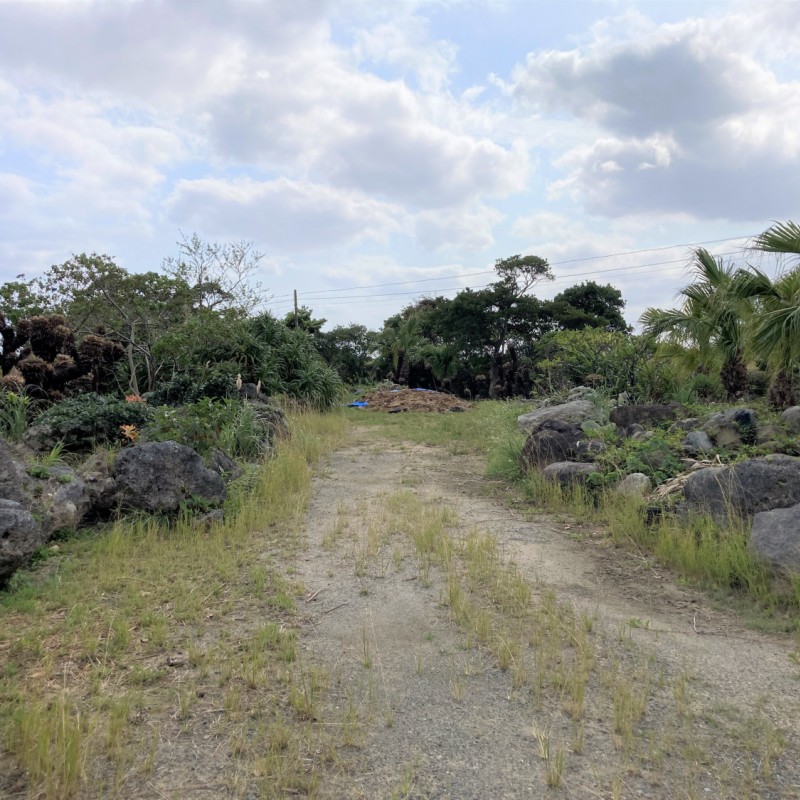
left=360, top=386, right=471, bottom=413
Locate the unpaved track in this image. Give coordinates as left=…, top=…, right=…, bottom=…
left=294, top=426, right=800, bottom=799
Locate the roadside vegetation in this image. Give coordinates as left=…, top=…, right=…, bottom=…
left=1, top=220, right=800, bottom=795
left=0, top=411, right=346, bottom=798
left=357, top=399, right=800, bottom=627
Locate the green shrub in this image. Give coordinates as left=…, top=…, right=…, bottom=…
left=146, top=365, right=238, bottom=406
left=593, top=433, right=684, bottom=487
left=145, top=398, right=277, bottom=458
left=0, top=390, right=35, bottom=441
left=35, top=394, right=153, bottom=450
left=532, top=329, right=657, bottom=399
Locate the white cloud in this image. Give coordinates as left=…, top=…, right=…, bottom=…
left=415, top=203, right=503, bottom=251
left=506, top=8, right=800, bottom=222
left=354, top=15, right=458, bottom=93
left=165, top=177, right=404, bottom=250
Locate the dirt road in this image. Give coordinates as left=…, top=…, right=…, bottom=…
left=294, top=425, right=800, bottom=799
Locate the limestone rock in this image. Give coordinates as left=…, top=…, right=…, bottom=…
left=683, top=454, right=800, bottom=525
left=780, top=406, right=800, bottom=434
left=750, top=503, right=800, bottom=571
left=702, top=408, right=758, bottom=448
left=0, top=499, right=46, bottom=584
left=757, top=424, right=784, bottom=445
left=209, top=448, right=243, bottom=483
left=520, top=420, right=583, bottom=470
left=542, top=462, right=598, bottom=487
left=518, top=400, right=604, bottom=434
left=682, top=431, right=713, bottom=456
left=610, top=404, right=686, bottom=436
left=575, top=439, right=606, bottom=459
left=616, top=473, right=652, bottom=497
left=114, top=441, right=226, bottom=513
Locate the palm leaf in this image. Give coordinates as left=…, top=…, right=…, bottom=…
left=753, top=221, right=800, bottom=256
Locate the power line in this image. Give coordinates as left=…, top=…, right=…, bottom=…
left=266, top=250, right=744, bottom=310
left=267, top=233, right=755, bottom=302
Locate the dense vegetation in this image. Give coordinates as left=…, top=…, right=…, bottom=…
left=1, top=221, right=799, bottom=452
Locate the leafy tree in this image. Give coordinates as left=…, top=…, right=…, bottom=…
left=388, top=314, right=423, bottom=384
left=283, top=305, right=327, bottom=336
left=316, top=324, right=378, bottom=383
left=161, top=232, right=265, bottom=315
left=436, top=267, right=551, bottom=396
left=0, top=279, right=45, bottom=325
left=532, top=328, right=656, bottom=397
left=549, top=282, right=630, bottom=332
left=732, top=222, right=800, bottom=407
left=35, top=254, right=195, bottom=394
left=640, top=248, right=751, bottom=400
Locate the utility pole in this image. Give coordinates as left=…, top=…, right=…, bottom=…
left=293, top=289, right=298, bottom=329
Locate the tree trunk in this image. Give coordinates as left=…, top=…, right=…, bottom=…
left=126, top=341, right=140, bottom=396
left=489, top=352, right=503, bottom=399
left=768, top=369, right=796, bottom=409
left=720, top=351, right=747, bottom=400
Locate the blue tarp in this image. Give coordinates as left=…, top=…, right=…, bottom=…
left=347, top=400, right=369, bottom=408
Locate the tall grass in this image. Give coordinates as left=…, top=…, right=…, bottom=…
left=523, top=468, right=778, bottom=608
left=0, top=390, right=34, bottom=441
left=0, top=409, right=346, bottom=798
left=357, top=401, right=794, bottom=616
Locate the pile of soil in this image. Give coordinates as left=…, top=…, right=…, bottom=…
left=358, top=386, right=471, bottom=413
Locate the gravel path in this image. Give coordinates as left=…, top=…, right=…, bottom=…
left=293, top=426, right=800, bottom=799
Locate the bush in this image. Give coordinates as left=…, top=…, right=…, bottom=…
left=146, top=365, right=238, bottom=406
left=35, top=393, right=154, bottom=450
left=0, top=390, right=37, bottom=441
left=532, top=329, right=655, bottom=398
left=145, top=398, right=279, bottom=458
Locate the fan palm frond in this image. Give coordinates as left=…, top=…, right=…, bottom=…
left=753, top=221, right=800, bottom=256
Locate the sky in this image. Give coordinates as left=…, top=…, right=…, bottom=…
left=1, top=0, right=799, bottom=331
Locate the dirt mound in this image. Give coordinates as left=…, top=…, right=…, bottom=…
left=359, top=387, right=471, bottom=413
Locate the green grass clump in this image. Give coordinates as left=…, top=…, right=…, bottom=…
left=361, top=401, right=798, bottom=620
left=0, top=409, right=346, bottom=798
left=352, top=399, right=528, bottom=478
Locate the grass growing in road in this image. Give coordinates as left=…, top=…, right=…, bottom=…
left=354, top=403, right=799, bottom=622
left=368, top=488, right=793, bottom=797
left=0, top=410, right=346, bottom=799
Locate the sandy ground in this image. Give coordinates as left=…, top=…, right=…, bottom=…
left=293, top=425, right=800, bottom=799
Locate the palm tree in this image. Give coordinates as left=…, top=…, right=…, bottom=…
left=732, top=222, right=800, bottom=407
left=389, top=315, right=422, bottom=384
left=423, top=343, right=458, bottom=390
left=640, top=248, right=751, bottom=399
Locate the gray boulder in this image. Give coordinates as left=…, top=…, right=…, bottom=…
left=542, top=462, right=598, bottom=487
left=208, top=448, right=243, bottom=483
left=750, top=503, right=800, bottom=571
left=0, top=439, right=29, bottom=504
left=21, top=422, right=60, bottom=453
left=702, top=408, right=758, bottom=448
left=616, top=473, right=652, bottom=497
left=780, top=406, right=800, bottom=434
left=0, top=440, right=101, bottom=533
left=114, top=441, right=226, bottom=513
left=757, top=424, right=784, bottom=445
left=567, top=386, right=596, bottom=401
left=683, top=454, right=800, bottom=525
left=682, top=431, right=713, bottom=456
left=670, top=417, right=704, bottom=433
left=0, top=500, right=46, bottom=584
left=520, top=420, right=583, bottom=470
left=610, top=404, right=686, bottom=436
left=518, top=399, right=603, bottom=434
left=627, top=423, right=647, bottom=441
left=575, top=439, right=606, bottom=459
